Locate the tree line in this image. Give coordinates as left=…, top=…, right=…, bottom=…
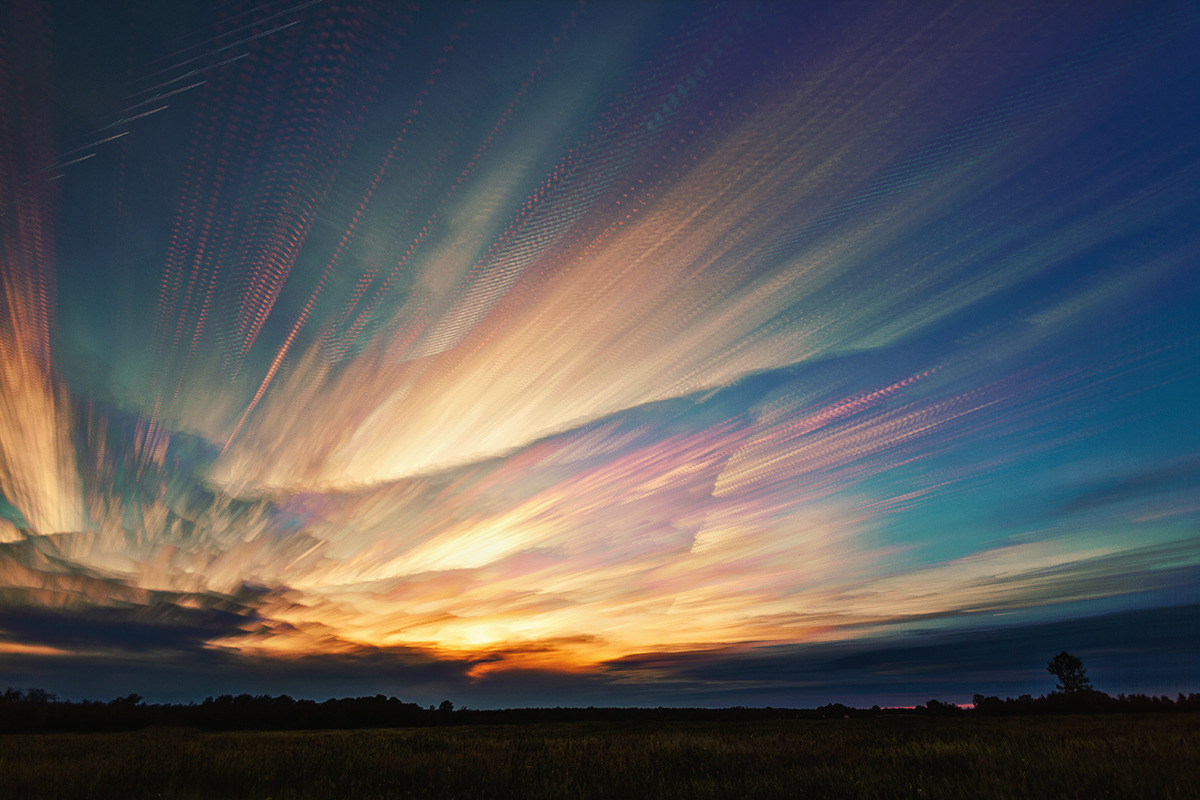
left=969, top=650, right=1200, bottom=715
left=3, top=653, right=1196, bottom=733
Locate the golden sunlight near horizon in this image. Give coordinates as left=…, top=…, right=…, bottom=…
left=1, top=0, right=1198, bottom=705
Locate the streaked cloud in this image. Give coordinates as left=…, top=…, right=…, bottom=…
left=1, top=0, right=1198, bottom=702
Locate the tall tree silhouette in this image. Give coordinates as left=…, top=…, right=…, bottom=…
left=1047, top=651, right=1092, bottom=693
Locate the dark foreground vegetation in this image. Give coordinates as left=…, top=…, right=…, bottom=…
left=4, top=687, right=1200, bottom=734
left=2, top=715, right=1197, bottom=799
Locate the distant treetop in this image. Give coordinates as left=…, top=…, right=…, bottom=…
left=1047, top=651, right=1092, bottom=694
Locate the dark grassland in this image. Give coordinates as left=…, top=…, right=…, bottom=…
left=3, top=715, right=1197, bottom=799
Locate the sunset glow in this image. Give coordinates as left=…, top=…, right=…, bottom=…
left=1, top=0, right=1198, bottom=706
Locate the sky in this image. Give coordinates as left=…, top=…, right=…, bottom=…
left=1, top=0, right=1198, bottom=708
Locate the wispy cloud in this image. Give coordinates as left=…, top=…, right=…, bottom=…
left=1, top=0, right=1198, bottom=702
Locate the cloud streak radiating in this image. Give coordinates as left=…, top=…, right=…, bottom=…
left=1, top=0, right=1199, bottom=704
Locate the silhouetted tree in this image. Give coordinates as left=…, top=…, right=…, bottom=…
left=1047, top=651, right=1092, bottom=693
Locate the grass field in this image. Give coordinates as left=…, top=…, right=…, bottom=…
left=2, top=715, right=1197, bottom=799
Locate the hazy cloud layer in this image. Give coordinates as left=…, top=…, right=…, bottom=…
left=1, top=0, right=1198, bottom=703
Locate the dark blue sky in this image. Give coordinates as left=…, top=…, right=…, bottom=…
left=1, top=0, right=1198, bottom=707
